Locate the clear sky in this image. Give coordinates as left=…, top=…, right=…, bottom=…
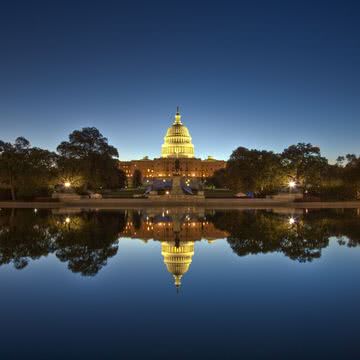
left=0, top=0, right=359, bottom=161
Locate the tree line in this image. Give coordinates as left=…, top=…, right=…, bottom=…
left=208, top=143, right=360, bottom=200
left=0, top=127, right=127, bottom=200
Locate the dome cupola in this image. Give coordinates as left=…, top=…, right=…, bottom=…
left=161, top=107, right=195, bottom=158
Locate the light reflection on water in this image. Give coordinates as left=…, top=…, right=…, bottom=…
left=0, top=207, right=360, bottom=359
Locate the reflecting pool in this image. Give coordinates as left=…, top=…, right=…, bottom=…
left=0, top=207, right=360, bottom=359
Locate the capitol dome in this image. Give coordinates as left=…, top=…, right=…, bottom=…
left=161, top=107, right=195, bottom=158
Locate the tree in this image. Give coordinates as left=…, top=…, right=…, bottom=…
left=132, top=169, right=142, bottom=188
left=57, top=127, right=120, bottom=190
left=226, top=147, right=286, bottom=194
left=342, top=154, right=360, bottom=199
left=118, top=169, right=127, bottom=189
left=0, top=137, right=56, bottom=200
left=281, top=143, right=328, bottom=193
left=207, top=168, right=227, bottom=189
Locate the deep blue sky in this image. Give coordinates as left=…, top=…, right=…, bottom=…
left=0, top=0, right=359, bottom=161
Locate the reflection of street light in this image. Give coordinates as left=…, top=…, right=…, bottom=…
left=64, top=181, right=71, bottom=188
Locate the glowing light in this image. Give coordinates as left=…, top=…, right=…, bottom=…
left=34, top=208, right=38, bottom=213
left=288, top=181, right=296, bottom=189
left=65, top=217, right=71, bottom=224
left=165, top=191, right=170, bottom=195
left=64, top=181, right=71, bottom=188
left=289, top=217, right=296, bottom=225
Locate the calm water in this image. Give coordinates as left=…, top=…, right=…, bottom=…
left=0, top=207, right=360, bottom=359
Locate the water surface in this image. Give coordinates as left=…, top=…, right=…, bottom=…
left=0, top=207, right=359, bottom=359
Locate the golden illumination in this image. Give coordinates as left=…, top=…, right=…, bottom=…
left=288, top=180, right=296, bottom=188
left=64, top=181, right=71, bottom=188
left=161, top=241, right=195, bottom=289
left=161, top=107, right=195, bottom=158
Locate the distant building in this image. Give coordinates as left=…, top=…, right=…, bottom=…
left=119, top=108, right=226, bottom=181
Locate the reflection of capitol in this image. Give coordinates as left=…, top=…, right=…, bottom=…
left=161, top=241, right=194, bottom=289
left=121, top=209, right=228, bottom=289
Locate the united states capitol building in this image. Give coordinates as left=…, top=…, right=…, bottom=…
left=119, top=108, right=226, bottom=181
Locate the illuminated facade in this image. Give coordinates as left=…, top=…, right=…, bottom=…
left=119, top=108, right=226, bottom=180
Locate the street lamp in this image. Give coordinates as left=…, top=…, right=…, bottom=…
left=288, top=180, right=296, bottom=189
left=64, top=181, right=71, bottom=188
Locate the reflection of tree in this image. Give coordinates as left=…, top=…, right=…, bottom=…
left=132, top=210, right=142, bottom=230
left=316, top=209, right=360, bottom=247
left=0, top=210, right=126, bottom=276
left=52, top=212, right=126, bottom=276
left=0, top=209, right=55, bottom=269
left=1, top=208, right=360, bottom=273
left=280, top=220, right=329, bottom=262
left=210, top=210, right=331, bottom=262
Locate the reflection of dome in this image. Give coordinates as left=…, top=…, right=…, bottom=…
left=161, top=241, right=195, bottom=288
left=161, top=108, right=195, bottom=158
